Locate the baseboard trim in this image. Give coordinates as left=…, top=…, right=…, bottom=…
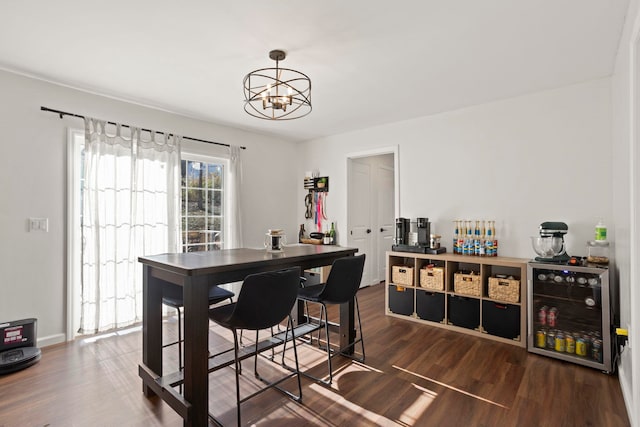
left=38, top=333, right=67, bottom=348
left=617, top=357, right=634, bottom=426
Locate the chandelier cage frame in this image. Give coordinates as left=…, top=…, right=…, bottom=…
left=243, top=50, right=312, bottom=120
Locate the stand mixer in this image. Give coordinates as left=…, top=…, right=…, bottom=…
left=531, top=221, right=571, bottom=263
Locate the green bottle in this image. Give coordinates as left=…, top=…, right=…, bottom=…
left=329, top=222, right=336, bottom=245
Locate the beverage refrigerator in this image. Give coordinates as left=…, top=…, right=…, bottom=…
left=527, top=262, right=613, bottom=373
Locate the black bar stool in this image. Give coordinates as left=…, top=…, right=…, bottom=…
left=208, top=267, right=303, bottom=426
left=295, top=254, right=366, bottom=385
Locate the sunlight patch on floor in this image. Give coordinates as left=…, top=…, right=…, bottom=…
left=393, top=365, right=509, bottom=409
left=309, top=381, right=406, bottom=426
left=80, top=325, right=142, bottom=344
left=398, top=384, right=438, bottom=425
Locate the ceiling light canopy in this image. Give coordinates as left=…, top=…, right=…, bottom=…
left=243, top=50, right=312, bottom=120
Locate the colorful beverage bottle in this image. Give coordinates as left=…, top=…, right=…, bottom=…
left=453, top=220, right=459, bottom=254
left=490, top=221, right=497, bottom=256
left=485, top=221, right=493, bottom=256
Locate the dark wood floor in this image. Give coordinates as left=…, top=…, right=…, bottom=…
left=0, top=283, right=630, bottom=426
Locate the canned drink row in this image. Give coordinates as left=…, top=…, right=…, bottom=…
left=535, top=328, right=603, bottom=362
left=536, top=273, right=599, bottom=286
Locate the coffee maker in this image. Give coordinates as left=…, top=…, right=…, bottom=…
left=392, top=217, right=446, bottom=254
left=395, top=218, right=410, bottom=245
left=416, top=217, right=430, bottom=246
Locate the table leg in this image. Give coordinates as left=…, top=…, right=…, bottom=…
left=182, top=276, right=210, bottom=426
left=339, top=297, right=356, bottom=355
left=142, top=265, right=163, bottom=397
left=292, top=299, right=306, bottom=325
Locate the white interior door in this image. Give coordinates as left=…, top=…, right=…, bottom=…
left=377, top=162, right=395, bottom=282
left=348, top=159, right=373, bottom=287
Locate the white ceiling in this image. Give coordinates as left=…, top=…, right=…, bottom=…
left=0, top=1, right=630, bottom=142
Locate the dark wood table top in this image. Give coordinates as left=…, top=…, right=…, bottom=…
left=139, top=244, right=358, bottom=276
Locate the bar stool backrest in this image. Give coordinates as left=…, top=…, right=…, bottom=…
left=320, top=254, right=366, bottom=304
left=230, top=267, right=301, bottom=330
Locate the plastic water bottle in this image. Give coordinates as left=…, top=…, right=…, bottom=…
left=595, top=219, right=607, bottom=241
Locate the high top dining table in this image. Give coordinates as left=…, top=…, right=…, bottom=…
left=138, top=244, right=358, bottom=426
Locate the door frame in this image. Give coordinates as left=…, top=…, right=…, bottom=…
left=346, top=145, right=400, bottom=282
left=628, top=11, right=640, bottom=425
left=66, top=129, right=84, bottom=341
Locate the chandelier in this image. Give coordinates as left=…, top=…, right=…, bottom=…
left=243, top=50, right=312, bottom=120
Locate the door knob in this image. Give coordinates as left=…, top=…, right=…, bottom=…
left=367, top=229, right=371, bottom=234
left=380, top=228, right=384, bottom=232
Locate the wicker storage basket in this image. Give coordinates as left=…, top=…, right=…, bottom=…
left=454, top=272, right=481, bottom=297
left=392, top=266, right=414, bottom=286
left=488, top=277, right=520, bottom=303
left=420, top=266, right=444, bottom=291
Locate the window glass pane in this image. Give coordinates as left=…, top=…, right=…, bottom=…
left=186, top=216, right=205, bottom=230
left=208, top=216, right=222, bottom=231
left=181, top=157, right=226, bottom=252
left=207, top=190, right=223, bottom=215
left=207, top=163, right=224, bottom=190
left=185, top=231, right=200, bottom=245
left=186, top=161, right=205, bottom=188
left=186, top=189, right=207, bottom=215
left=181, top=189, right=187, bottom=213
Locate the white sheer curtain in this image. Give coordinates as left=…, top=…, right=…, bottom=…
left=227, top=145, right=243, bottom=249
left=79, top=118, right=181, bottom=334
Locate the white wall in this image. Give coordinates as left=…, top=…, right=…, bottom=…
left=612, top=0, right=640, bottom=424
left=0, top=70, right=298, bottom=345
left=297, top=78, right=612, bottom=260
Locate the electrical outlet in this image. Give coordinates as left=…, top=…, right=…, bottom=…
left=29, top=218, right=48, bottom=232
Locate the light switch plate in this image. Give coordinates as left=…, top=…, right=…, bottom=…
left=29, top=218, right=48, bottom=232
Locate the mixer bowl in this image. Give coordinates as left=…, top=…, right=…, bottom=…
left=531, top=236, right=566, bottom=258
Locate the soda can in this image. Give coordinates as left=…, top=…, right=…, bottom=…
left=538, top=306, right=548, bottom=325
left=546, top=330, right=556, bottom=349
left=536, top=329, right=547, bottom=348
left=547, top=307, right=558, bottom=328
left=554, top=332, right=565, bottom=352
left=592, top=339, right=603, bottom=362
left=583, top=334, right=592, bottom=356
left=565, top=333, right=575, bottom=354
left=576, top=336, right=587, bottom=356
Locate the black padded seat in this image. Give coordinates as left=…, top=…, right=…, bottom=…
left=162, top=285, right=234, bottom=311
left=162, top=284, right=234, bottom=373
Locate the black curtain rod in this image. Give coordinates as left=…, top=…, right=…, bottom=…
left=40, top=106, right=246, bottom=150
